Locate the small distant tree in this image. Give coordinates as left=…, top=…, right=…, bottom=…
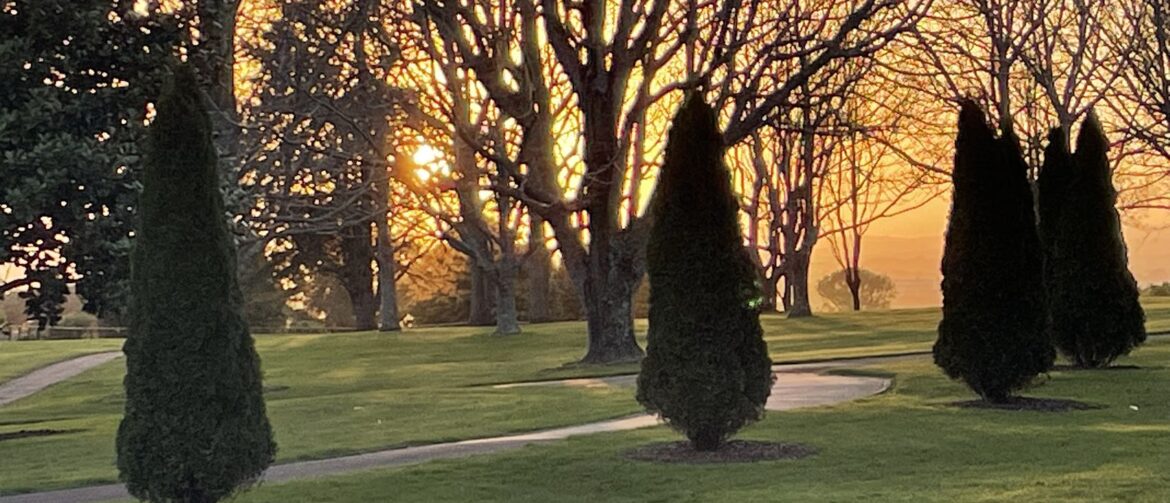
left=817, top=269, right=897, bottom=312
left=117, top=65, right=275, bottom=503
left=934, top=101, right=1053, bottom=403
left=1046, top=113, right=1146, bottom=368
left=1143, top=282, right=1170, bottom=297
left=636, top=95, right=774, bottom=451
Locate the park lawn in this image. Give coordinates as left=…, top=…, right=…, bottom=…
left=0, top=326, right=640, bottom=495
left=3, top=299, right=1169, bottom=495
left=229, top=338, right=1170, bottom=503
left=0, top=339, right=123, bottom=382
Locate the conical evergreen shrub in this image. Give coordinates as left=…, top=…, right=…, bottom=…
left=1047, top=113, right=1145, bottom=367
left=117, top=64, right=275, bottom=503
left=1037, top=127, right=1074, bottom=330
left=934, top=100, right=1053, bottom=402
left=1037, top=127, right=1074, bottom=263
left=636, top=94, right=774, bottom=451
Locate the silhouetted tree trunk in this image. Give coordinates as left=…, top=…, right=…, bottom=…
left=525, top=218, right=552, bottom=322
left=785, top=251, right=813, bottom=318
left=759, top=276, right=780, bottom=313
left=375, top=216, right=400, bottom=332
left=520, top=109, right=557, bottom=324
left=846, top=267, right=862, bottom=311
left=494, top=264, right=521, bottom=335
left=341, top=227, right=377, bottom=330
left=192, top=0, right=240, bottom=168
left=468, top=265, right=497, bottom=326
left=570, top=86, right=646, bottom=364
left=492, top=192, right=522, bottom=335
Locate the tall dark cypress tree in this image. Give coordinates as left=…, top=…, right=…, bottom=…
left=1047, top=113, right=1146, bottom=367
left=1038, top=127, right=1075, bottom=326
left=934, top=100, right=1053, bottom=403
left=1038, top=127, right=1074, bottom=260
left=636, top=94, right=774, bottom=451
left=117, top=64, right=275, bottom=503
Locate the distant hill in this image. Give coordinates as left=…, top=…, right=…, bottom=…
left=810, top=225, right=1170, bottom=311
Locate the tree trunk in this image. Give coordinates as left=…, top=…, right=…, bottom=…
left=572, top=230, right=646, bottom=364
left=340, top=226, right=377, bottom=330
left=570, top=87, right=645, bottom=364
left=493, top=192, right=522, bottom=335
left=374, top=216, right=400, bottom=331
left=847, top=268, right=862, bottom=312
left=780, top=283, right=792, bottom=312
left=495, top=261, right=521, bottom=335
left=347, top=285, right=377, bottom=331
left=468, top=265, right=497, bottom=326
left=519, top=99, right=558, bottom=324
left=760, top=269, right=781, bottom=313
left=786, top=251, right=813, bottom=318
left=580, top=272, right=642, bottom=364
left=365, top=76, right=399, bottom=332
left=193, top=1, right=241, bottom=170
left=525, top=216, right=553, bottom=323
left=545, top=203, right=645, bottom=364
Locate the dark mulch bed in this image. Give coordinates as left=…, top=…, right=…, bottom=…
left=1051, top=364, right=1142, bottom=372
left=0, top=429, right=84, bottom=443
left=625, top=440, right=817, bottom=464
left=949, top=396, right=1102, bottom=412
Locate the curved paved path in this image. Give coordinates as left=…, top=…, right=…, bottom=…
left=0, top=352, right=122, bottom=407
left=0, top=367, right=891, bottom=503
left=493, top=352, right=923, bottom=389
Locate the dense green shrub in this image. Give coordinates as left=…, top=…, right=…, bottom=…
left=636, top=94, right=773, bottom=451
left=1045, top=114, right=1145, bottom=367
left=934, top=101, right=1053, bottom=402
left=116, top=65, right=275, bottom=503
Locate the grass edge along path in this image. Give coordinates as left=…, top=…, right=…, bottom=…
left=0, top=368, right=893, bottom=503
left=228, top=338, right=1170, bottom=503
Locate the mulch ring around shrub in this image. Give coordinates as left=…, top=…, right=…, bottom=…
left=949, top=396, right=1102, bottom=412
left=1050, top=364, right=1143, bottom=372
left=0, top=429, right=84, bottom=443
left=625, top=440, right=817, bottom=464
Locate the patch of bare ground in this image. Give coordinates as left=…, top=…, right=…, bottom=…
left=949, top=397, right=1101, bottom=412
left=625, top=440, right=816, bottom=464
left=1050, top=364, right=1142, bottom=371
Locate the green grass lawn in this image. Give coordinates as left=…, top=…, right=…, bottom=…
left=0, top=339, right=123, bottom=382
left=0, top=326, right=641, bottom=494
left=228, top=338, right=1170, bottom=503
left=2, top=298, right=1168, bottom=497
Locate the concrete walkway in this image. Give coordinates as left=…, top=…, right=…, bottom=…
left=0, top=369, right=891, bottom=503
left=493, top=352, right=922, bottom=389
left=0, top=352, right=122, bottom=407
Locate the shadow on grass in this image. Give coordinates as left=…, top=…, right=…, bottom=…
left=0, top=428, right=87, bottom=443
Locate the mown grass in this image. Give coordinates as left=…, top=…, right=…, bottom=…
left=229, top=339, right=1170, bottom=503
left=0, top=326, right=639, bottom=494
left=0, top=339, right=123, bottom=382
left=2, top=298, right=1168, bottom=496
